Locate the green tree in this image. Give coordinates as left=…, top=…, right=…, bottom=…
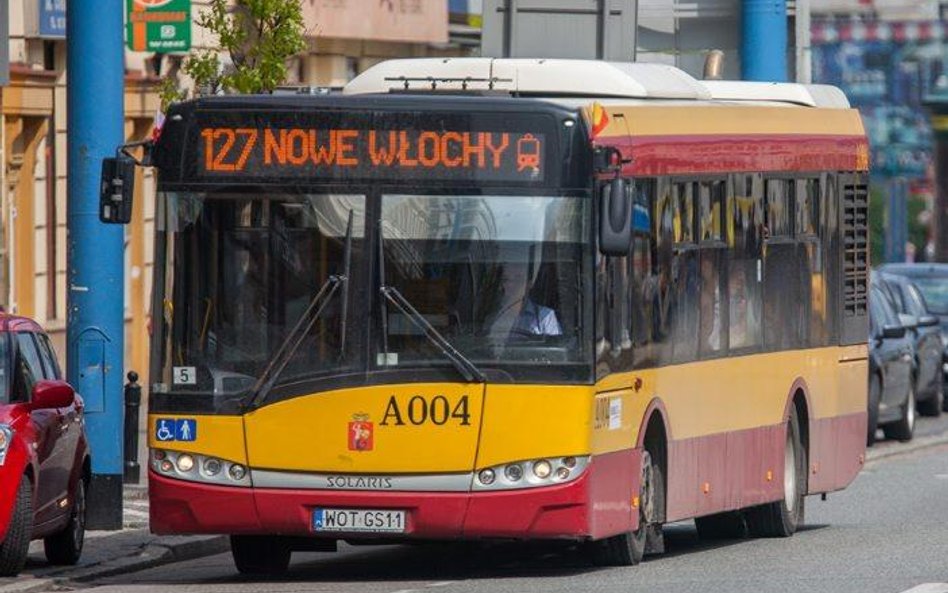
left=160, top=0, right=306, bottom=110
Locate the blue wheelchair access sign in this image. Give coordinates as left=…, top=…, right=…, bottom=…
left=155, top=418, right=197, bottom=442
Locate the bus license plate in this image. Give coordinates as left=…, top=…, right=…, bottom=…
left=312, top=508, right=406, bottom=533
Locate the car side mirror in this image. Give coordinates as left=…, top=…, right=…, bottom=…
left=99, top=156, right=136, bottom=224
left=881, top=324, right=906, bottom=339
left=599, top=177, right=632, bottom=256
left=31, top=380, right=76, bottom=410
left=897, top=313, right=918, bottom=330
left=919, top=314, right=939, bottom=327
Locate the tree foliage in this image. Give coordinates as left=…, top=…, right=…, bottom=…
left=159, top=0, right=306, bottom=110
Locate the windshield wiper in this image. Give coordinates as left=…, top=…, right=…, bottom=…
left=245, top=275, right=342, bottom=409
left=377, top=220, right=486, bottom=383
left=245, top=211, right=355, bottom=409
left=338, top=210, right=354, bottom=358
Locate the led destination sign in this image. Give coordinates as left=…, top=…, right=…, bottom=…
left=197, top=127, right=546, bottom=182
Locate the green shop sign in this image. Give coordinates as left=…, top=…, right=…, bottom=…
left=127, top=0, right=191, bottom=53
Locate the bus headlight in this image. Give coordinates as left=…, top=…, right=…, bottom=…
left=176, top=454, right=195, bottom=472
left=532, top=460, right=552, bottom=479
left=477, top=468, right=496, bottom=486
left=473, top=456, right=590, bottom=491
left=0, top=424, right=13, bottom=466
left=504, top=463, right=524, bottom=482
left=150, top=448, right=250, bottom=487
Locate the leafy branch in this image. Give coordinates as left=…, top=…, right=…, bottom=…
left=160, top=0, right=307, bottom=110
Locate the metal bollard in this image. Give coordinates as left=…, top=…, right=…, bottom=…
left=123, top=371, right=142, bottom=484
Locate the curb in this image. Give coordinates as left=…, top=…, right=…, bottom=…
left=865, top=430, right=948, bottom=464
left=0, top=535, right=228, bottom=593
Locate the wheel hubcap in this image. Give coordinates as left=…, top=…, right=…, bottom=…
left=784, top=429, right=796, bottom=511
left=907, top=389, right=916, bottom=431
left=640, top=452, right=654, bottom=525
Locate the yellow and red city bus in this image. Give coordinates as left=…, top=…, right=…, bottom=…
left=125, top=59, right=868, bottom=574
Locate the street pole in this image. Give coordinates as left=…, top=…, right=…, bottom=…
left=66, top=0, right=125, bottom=530
left=742, top=0, right=788, bottom=81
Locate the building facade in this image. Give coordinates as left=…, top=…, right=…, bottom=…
left=1, top=0, right=464, bottom=381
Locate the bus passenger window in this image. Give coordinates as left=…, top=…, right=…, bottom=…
left=631, top=180, right=657, bottom=367
left=673, top=182, right=695, bottom=244
left=798, top=178, right=826, bottom=346
left=765, top=179, right=791, bottom=238
left=670, top=181, right=699, bottom=363
left=728, top=174, right=763, bottom=351
left=795, top=179, right=819, bottom=238
left=699, top=180, right=725, bottom=242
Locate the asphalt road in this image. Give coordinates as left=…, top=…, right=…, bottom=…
left=62, top=415, right=948, bottom=593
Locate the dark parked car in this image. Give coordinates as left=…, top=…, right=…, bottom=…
left=868, top=284, right=915, bottom=445
left=879, top=263, right=948, bottom=406
left=874, top=271, right=944, bottom=415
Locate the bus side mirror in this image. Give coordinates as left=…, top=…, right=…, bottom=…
left=599, top=177, right=632, bottom=256
left=99, top=156, right=136, bottom=224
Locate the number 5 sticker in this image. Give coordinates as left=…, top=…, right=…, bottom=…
left=173, top=366, right=197, bottom=385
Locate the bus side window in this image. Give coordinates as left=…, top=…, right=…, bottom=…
left=631, top=179, right=657, bottom=368
left=797, top=177, right=827, bottom=347
left=671, top=181, right=699, bottom=364
left=699, top=179, right=727, bottom=358
left=763, top=177, right=797, bottom=351
left=728, top=173, right=763, bottom=352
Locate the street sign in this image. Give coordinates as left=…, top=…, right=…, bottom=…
left=126, top=0, right=191, bottom=53
left=39, top=0, right=67, bottom=38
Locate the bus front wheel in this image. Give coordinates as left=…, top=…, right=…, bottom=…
left=589, top=450, right=665, bottom=566
left=231, top=535, right=291, bottom=576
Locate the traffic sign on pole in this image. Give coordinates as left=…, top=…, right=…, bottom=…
left=126, top=0, right=191, bottom=53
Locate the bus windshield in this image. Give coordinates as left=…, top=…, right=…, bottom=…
left=152, top=191, right=592, bottom=412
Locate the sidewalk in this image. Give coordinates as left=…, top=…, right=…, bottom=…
left=0, top=484, right=228, bottom=593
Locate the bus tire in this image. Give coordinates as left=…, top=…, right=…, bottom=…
left=867, top=374, right=880, bottom=446
left=883, top=383, right=915, bottom=442
left=231, top=535, right=291, bottom=576
left=589, top=450, right=664, bottom=566
left=0, top=478, right=33, bottom=577
left=746, top=407, right=805, bottom=538
left=695, top=511, right=747, bottom=540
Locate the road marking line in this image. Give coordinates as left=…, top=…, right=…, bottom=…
left=427, top=582, right=455, bottom=588
left=899, top=584, right=948, bottom=593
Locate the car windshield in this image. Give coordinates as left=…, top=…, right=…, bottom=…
left=910, top=277, right=948, bottom=315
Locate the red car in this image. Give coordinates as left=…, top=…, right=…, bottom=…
left=0, top=316, right=89, bottom=576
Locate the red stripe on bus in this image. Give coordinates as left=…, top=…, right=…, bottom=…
left=605, top=134, right=868, bottom=176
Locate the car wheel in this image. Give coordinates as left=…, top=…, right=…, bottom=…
left=0, top=478, right=33, bottom=577
left=884, top=383, right=916, bottom=442
left=231, top=535, right=291, bottom=575
left=589, top=450, right=665, bottom=566
left=867, top=374, right=881, bottom=446
left=746, top=407, right=806, bottom=537
left=44, top=476, right=86, bottom=565
left=916, top=372, right=942, bottom=417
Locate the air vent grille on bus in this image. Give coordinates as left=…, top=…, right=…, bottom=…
left=839, top=175, right=869, bottom=345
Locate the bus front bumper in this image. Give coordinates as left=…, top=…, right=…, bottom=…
left=148, top=450, right=637, bottom=541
